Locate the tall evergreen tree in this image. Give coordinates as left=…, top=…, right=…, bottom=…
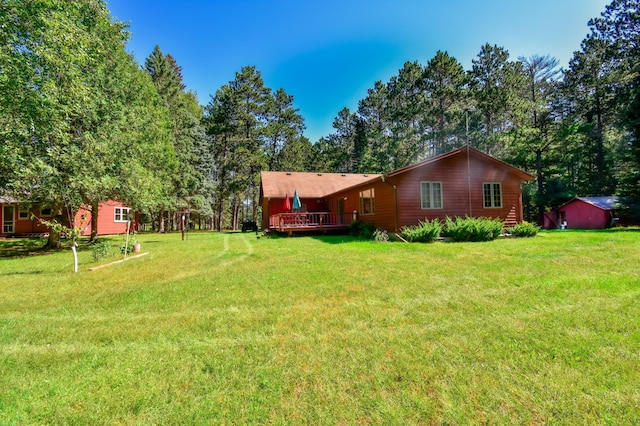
left=264, top=88, right=305, bottom=171
left=204, top=66, right=270, bottom=230
left=587, top=0, right=640, bottom=213
left=423, top=50, right=469, bottom=155
left=470, top=44, right=525, bottom=156
left=357, top=80, right=391, bottom=172
left=1, top=0, right=174, bottom=245
left=386, top=61, right=427, bottom=168
left=145, top=45, right=208, bottom=231
left=563, top=37, right=618, bottom=196
left=509, top=54, right=562, bottom=222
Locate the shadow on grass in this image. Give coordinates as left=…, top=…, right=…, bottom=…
left=0, top=269, right=47, bottom=276
left=0, top=237, right=98, bottom=258
left=0, top=239, right=52, bottom=258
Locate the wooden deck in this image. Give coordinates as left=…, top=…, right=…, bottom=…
left=269, top=212, right=351, bottom=233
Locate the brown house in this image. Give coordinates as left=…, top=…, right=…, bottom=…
left=260, top=171, right=381, bottom=232
left=260, top=147, right=534, bottom=233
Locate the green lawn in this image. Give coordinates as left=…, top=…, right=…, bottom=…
left=1, top=230, right=639, bottom=424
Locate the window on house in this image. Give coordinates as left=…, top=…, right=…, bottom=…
left=359, top=188, right=375, bottom=215
left=114, top=207, right=131, bottom=222
left=421, top=181, right=443, bottom=209
left=483, top=182, right=502, bottom=208
left=40, top=206, right=52, bottom=217
left=18, top=205, right=30, bottom=220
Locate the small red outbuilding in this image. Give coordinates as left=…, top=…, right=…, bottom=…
left=0, top=197, right=137, bottom=237
left=544, top=196, right=619, bottom=229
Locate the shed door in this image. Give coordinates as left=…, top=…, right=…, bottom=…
left=3, top=205, right=15, bottom=234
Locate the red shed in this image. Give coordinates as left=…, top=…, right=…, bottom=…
left=544, top=196, right=619, bottom=229
left=0, top=197, right=137, bottom=238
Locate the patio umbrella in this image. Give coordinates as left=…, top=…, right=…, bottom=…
left=283, top=193, right=291, bottom=211
left=292, top=189, right=301, bottom=210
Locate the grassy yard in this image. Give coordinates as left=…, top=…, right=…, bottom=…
left=0, top=230, right=638, bottom=424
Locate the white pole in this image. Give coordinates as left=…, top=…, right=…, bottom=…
left=124, top=220, right=131, bottom=260
left=72, top=240, right=78, bottom=273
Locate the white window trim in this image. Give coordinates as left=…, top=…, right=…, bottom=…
left=114, top=207, right=131, bottom=222
left=421, top=181, right=443, bottom=209
left=483, top=182, right=502, bottom=208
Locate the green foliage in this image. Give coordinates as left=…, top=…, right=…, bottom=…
left=204, top=65, right=307, bottom=230
left=0, top=0, right=176, bottom=239
left=120, top=237, right=137, bottom=255
left=400, top=218, right=443, bottom=243
left=91, top=240, right=111, bottom=262
left=348, top=220, right=376, bottom=239
left=443, top=216, right=504, bottom=242
left=373, top=228, right=389, bottom=243
left=506, top=221, right=540, bottom=237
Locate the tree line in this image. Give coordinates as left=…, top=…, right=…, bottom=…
left=1, top=0, right=638, bottom=241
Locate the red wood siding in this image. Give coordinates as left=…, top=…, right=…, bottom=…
left=326, top=150, right=527, bottom=232
left=1, top=204, right=56, bottom=236
left=77, top=201, right=135, bottom=236
left=391, top=152, right=524, bottom=228
left=327, top=181, right=397, bottom=230
left=0, top=201, right=135, bottom=237
left=558, top=200, right=611, bottom=229
left=262, top=198, right=328, bottom=229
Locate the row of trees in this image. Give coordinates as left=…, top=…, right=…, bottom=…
left=2, top=0, right=638, bottom=239
left=1, top=0, right=178, bottom=246
left=314, top=0, right=639, bottom=222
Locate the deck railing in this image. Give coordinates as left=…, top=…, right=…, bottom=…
left=269, top=212, right=352, bottom=230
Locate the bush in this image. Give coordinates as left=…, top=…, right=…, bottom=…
left=91, top=240, right=111, bottom=262
left=506, top=221, right=539, bottom=237
left=348, top=220, right=376, bottom=239
left=443, top=216, right=504, bottom=242
left=400, top=219, right=442, bottom=243
left=120, top=238, right=137, bottom=255
left=373, top=229, right=389, bottom=243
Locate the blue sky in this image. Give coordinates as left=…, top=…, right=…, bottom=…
left=107, top=0, right=610, bottom=142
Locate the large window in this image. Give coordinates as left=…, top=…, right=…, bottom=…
left=421, top=181, right=443, bottom=209
left=483, top=182, right=502, bottom=208
left=359, top=188, right=375, bottom=215
left=114, top=207, right=131, bottom=222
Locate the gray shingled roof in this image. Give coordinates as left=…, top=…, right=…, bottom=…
left=0, top=194, right=17, bottom=203
left=576, top=196, right=619, bottom=210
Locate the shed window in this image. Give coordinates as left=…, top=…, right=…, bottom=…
left=40, top=206, right=52, bottom=217
left=114, top=207, right=131, bottom=222
left=18, top=205, right=30, bottom=220
left=483, top=182, right=502, bottom=208
left=359, top=188, right=375, bottom=215
left=421, top=181, right=443, bottom=209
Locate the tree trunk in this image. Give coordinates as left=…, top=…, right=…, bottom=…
left=43, top=205, right=64, bottom=249
left=216, top=200, right=224, bottom=232
left=90, top=200, right=99, bottom=242
left=157, top=208, right=165, bottom=233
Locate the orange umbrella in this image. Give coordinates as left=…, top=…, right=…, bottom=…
left=283, top=193, right=291, bottom=211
